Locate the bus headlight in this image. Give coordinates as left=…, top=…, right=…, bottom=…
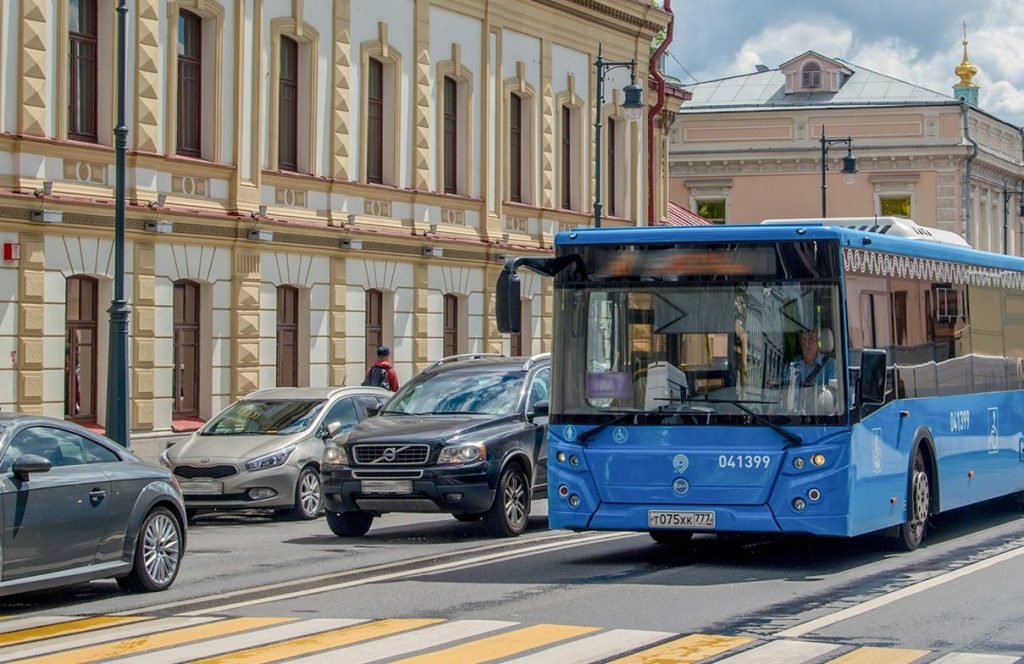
left=792, top=497, right=807, bottom=511
left=811, top=453, right=827, bottom=466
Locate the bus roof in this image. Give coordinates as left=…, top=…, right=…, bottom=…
left=556, top=220, right=1024, bottom=273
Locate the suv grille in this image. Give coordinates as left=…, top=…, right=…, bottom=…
left=175, top=464, right=238, bottom=479
left=353, top=444, right=430, bottom=465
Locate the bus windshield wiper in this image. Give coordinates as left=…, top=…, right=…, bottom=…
left=577, top=410, right=641, bottom=444
left=656, top=396, right=802, bottom=445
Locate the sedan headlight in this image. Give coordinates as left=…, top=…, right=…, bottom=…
left=322, top=444, right=349, bottom=466
left=438, top=443, right=486, bottom=465
left=245, top=444, right=297, bottom=472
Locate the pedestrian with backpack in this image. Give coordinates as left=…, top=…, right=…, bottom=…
left=363, top=346, right=400, bottom=392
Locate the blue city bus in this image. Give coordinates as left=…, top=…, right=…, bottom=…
left=496, top=217, right=1024, bottom=550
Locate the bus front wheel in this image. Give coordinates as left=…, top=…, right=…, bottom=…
left=896, top=448, right=930, bottom=551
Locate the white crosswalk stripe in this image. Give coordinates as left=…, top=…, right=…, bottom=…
left=0, top=615, right=81, bottom=635
left=931, top=654, right=1022, bottom=663
left=287, top=619, right=516, bottom=663
left=502, top=628, right=677, bottom=664
left=714, top=639, right=843, bottom=663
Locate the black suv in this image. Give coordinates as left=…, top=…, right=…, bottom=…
left=321, top=353, right=550, bottom=538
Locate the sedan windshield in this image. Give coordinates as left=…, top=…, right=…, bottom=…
left=202, top=399, right=325, bottom=435
left=384, top=370, right=524, bottom=416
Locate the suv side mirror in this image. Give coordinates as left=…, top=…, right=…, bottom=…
left=12, top=454, right=52, bottom=481
left=528, top=399, right=549, bottom=422
left=859, top=349, right=887, bottom=408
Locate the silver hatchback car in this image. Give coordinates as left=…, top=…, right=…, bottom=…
left=162, top=386, right=390, bottom=520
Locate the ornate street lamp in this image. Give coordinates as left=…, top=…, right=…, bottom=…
left=593, top=44, right=644, bottom=228
left=820, top=127, right=857, bottom=218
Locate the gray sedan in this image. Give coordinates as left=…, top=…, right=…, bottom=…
left=0, top=414, right=187, bottom=597
left=163, top=386, right=390, bottom=520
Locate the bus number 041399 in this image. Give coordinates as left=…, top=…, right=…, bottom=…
left=718, top=454, right=770, bottom=469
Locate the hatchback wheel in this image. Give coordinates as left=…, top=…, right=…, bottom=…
left=117, top=507, right=183, bottom=593
left=484, top=463, right=529, bottom=537
left=326, top=510, right=373, bottom=537
left=288, top=466, right=323, bottom=520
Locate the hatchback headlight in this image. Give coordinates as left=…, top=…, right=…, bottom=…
left=438, top=443, right=486, bottom=465
left=322, top=444, right=349, bottom=466
left=245, top=444, right=297, bottom=472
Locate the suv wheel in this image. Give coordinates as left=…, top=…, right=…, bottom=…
left=326, top=510, right=373, bottom=537
left=484, top=463, right=529, bottom=537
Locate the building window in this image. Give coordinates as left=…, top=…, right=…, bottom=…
left=173, top=281, right=201, bottom=418
left=68, top=0, right=98, bottom=142
left=509, top=93, right=522, bottom=203
left=443, top=294, right=459, bottom=357
left=365, top=289, right=383, bottom=367
left=276, top=286, right=299, bottom=387
left=176, top=10, right=202, bottom=157
left=561, top=105, right=572, bottom=210
left=607, top=117, right=617, bottom=218
left=278, top=36, right=299, bottom=172
left=697, top=200, right=726, bottom=224
left=65, top=276, right=98, bottom=422
left=367, top=58, right=384, bottom=185
left=881, top=196, right=912, bottom=218
left=802, top=61, right=822, bottom=89
left=443, top=77, right=458, bottom=194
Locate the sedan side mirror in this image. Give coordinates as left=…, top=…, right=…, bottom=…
left=366, top=403, right=382, bottom=417
left=12, top=454, right=52, bottom=481
left=323, top=421, right=342, bottom=440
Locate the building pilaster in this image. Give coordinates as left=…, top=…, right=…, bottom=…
left=540, top=39, right=554, bottom=208
left=484, top=263, right=503, bottom=354
left=413, top=263, right=430, bottom=373
left=412, top=0, right=431, bottom=191
left=330, top=0, right=352, bottom=183
left=18, top=0, right=48, bottom=137
left=16, top=234, right=45, bottom=414
left=232, top=251, right=262, bottom=401
left=132, top=242, right=156, bottom=431
left=134, top=0, right=161, bottom=154
left=330, top=257, right=347, bottom=386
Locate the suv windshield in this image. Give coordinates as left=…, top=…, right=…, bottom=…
left=202, top=399, right=325, bottom=436
left=384, top=370, right=524, bottom=416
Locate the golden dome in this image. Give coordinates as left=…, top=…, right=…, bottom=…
left=955, top=24, right=978, bottom=87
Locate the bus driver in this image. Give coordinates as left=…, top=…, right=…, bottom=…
left=783, top=328, right=836, bottom=389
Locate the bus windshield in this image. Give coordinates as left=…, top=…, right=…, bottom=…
left=552, top=241, right=846, bottom=425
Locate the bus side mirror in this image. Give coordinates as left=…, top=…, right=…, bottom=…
left=859, top=349, right=887, bottom=406
left=496, top=267, right=522, bottom=334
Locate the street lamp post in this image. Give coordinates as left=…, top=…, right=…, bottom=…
left=105, top=0, right=130, bottom=447
left=819, top=127, right=858, bottom=218
left=593, top=43, right=644, bottom=228
left=1002, top=182, right=1024, bottom=255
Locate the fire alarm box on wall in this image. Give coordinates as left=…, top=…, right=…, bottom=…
left=2, top=243, right=19, bottom=261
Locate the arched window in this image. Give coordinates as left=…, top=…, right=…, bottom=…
left=65, top=276, right=98, bottom=421
left=365, top=289, right=383, bottom=368
left=276, top=286, right=299, bottom=386
left=443, top=294, right=459, bottom=357
left=802, top=61, right=822, bottom=89
left=173, top=280, right=201, bottom=417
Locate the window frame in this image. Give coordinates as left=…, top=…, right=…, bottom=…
left=801, top=61, right=822, bottom=89
left=365, top=289, right=384, bottom=368
left=443, top=76, right=458, bottom=194
left=276, top=285, right=300, bottom=387
left=561, top=104, right=572, bottom=210
left=68, top=0, right=99, bottom=143
left=367, top=57, right=385, bottom=185
left=176, top=9, right=203, bottom=158
left=509, top=92, right=523, bottom=203
left=65, top=275, right=99, bottom=423
left=443, top=293, right=459, bottom=357
left=277, top=35, right=299, bottom=172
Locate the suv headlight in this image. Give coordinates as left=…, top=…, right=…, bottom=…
left=438, top=443, right=486, bottom=465
left=322, top=444, right=349, bottom=466
left=245, top=444, right=297, bottom=472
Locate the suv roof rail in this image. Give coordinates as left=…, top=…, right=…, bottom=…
left=425, top=353, right=506, bottom=372
left=522, top=352, right=551, bottom=371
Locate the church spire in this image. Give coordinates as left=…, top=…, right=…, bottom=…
left=953, top=22, right=979, bottom=106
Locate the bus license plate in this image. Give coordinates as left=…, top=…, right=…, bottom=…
left=648, top=510, right=715, bottom=529
left=362, top=480, right=413, bottom=494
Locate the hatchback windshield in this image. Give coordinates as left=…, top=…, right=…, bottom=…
left=384, top=370, right=524, bottom=416
left=202, top=399, right=325, bottom=435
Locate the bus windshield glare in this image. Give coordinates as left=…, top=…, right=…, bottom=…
left=552, top=241, right=846, bottom=425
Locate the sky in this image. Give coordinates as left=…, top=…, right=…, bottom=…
left=662, top=0, right=1024, bottom=127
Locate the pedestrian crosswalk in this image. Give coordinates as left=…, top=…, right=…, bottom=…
left=0, top=612, right=1017, bottom=663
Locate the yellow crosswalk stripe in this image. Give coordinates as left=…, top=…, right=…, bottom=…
left=607, top=633, right=755, bottom=664
left=14, top=617, right=293, bottom=664
left=829, top=646, right=931, bottom=663
left=393, top=623, right=600, bottom=664
left=191, top=619, right=443, bottom=664
left=0, top=616, right=146, bottom=647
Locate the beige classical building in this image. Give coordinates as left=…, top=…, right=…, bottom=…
left=0, top=0, right=677, bottom=454
left=669, top=43, right=1024, bottom=254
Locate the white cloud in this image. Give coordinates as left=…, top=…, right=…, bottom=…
left=718, top=22, right=854, bottom=77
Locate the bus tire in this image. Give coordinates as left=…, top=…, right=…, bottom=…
left=649, top=530, right=694, bottom=545
left=895, top=447, right=930, bottom=551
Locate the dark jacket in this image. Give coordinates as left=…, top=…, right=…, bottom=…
left=365, top=360, right=400, bottom=392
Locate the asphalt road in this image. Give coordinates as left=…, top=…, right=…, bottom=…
left=3, top=496, right=1024, bottom=662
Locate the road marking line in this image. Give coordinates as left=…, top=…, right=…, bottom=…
left=287, top=619, right=516, bottom=663
left=776, top=544, right=1024, bottom=638
left=607, top=633, right=754, bottom=664
left=190, top=618, right=443, bottom=664
left=0, top=615, right=146, bottom=647
left=0, top=617, right=218, bottom=662
left=502, top=628, right=677, bottom=664
left=111, top=618, right=367, bottom=664
left=0, top=616, right=83, bottom=635
left=391, top=623, right=599, bottom=664
left=713, top=639, right=842, bottom=663
left=828, top=646, right=931, bottom=663
left=14, top=617, right=294, bottom=664
left=179, top=532, right=635, bottom=616
left=931, top=653, right=1022, bottom=663
left=130, top=530, right=614, bottom=615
